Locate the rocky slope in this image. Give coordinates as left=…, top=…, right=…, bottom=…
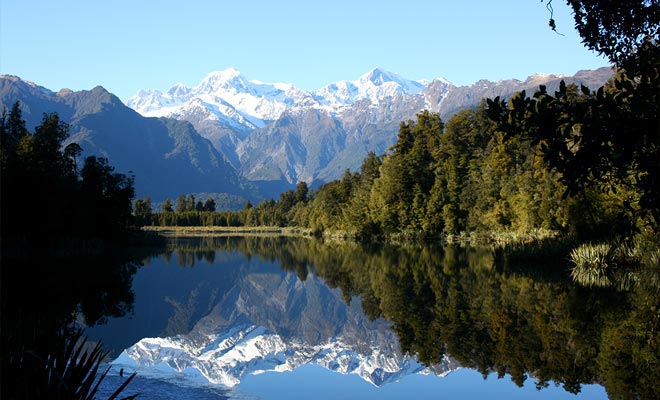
left=128, top=67, right=613, bottom=188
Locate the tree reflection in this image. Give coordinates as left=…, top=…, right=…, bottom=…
left=181, top=236, right=658, bottom=399
left=0, top=246, right=153, bottom=399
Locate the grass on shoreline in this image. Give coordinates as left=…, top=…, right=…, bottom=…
left=142, top=225, right=314, bottom=237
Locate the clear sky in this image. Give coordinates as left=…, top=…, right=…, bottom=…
left=1, top=0, right=609, bottom=101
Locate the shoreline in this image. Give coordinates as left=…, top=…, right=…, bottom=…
left=142, top=226, right=314, bottom=237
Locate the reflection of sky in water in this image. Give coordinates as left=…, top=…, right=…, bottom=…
left=99, top=366, right=607, bottom=400
left=237, top=366, right=607, bottom=400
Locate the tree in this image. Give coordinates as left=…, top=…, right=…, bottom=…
left=2, top=106, right=136, bottom=240
left=369, top=111, right=443, bottom=232
left=485, top=1, right=660, bottom=236
left=33, top=113, right=69, bottom=171
left=295, top=181, right=309, bottom=203
left=176, top=194, right=187, bottom=213
left=186, top=194, right=196, bottom=212
left=203, top=197, right=216, bottom=212
left=547, top=0, right=659, bottom=73
left=426, top=107, right=491, bottom=234
left=133, top=196, right=152, bottom=216
left=81, top=156, right=135, bottom=237
left=162, top=198, right=174, bottom=212
left=0, top=101, right=28, bottom=168
left=343, top=152, right=382, bottom=234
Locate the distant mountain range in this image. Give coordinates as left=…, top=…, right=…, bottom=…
left=0, top=75, right=257, bottom=204
left=0, top=67, right=612, bottom=204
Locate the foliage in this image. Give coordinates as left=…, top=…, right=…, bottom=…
left=1, top=104, right=146, bottom=398
left=251, top=107, right=576, bottom=242
left=548, top=0, right=659, bottom=73
left=3, top=327, right=138, bottom=400
left=570, top=237, right=660, bottom=289
left=569, top=242, right=614, bottom=287
left=0, top=103, right=137, bottom=243
left=486, top=73, right=659, bottom=238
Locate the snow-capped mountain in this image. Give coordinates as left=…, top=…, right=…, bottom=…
left=1, top=67, right=612, bottom=202
left=312, top=67, right=427, bottom=107
left=127, top=67, right=317, bottom=130
left=127, top=67, right=612, bottom=191
left=0, top=75, right=259, bottom=203
left=125, top=67, right=445, bottom=185
left=127, top=67, right=428, bottom=123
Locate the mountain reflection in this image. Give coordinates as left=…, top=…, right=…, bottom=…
left=100, top=236, right=455, bottom=387
left=94, top=236, right=658, bottom=399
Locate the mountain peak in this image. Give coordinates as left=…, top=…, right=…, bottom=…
left=352, top=67, right=426, bottom=97
left=197, top=68, right=248, bottom=94
left=166, top=82, right=191, bottom=97
left=204, top=67, right=242, bottom=81
left=360, top=67, right=399, bottom=86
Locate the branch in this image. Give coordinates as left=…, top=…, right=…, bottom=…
left=545, top=0, right=565, bottom=36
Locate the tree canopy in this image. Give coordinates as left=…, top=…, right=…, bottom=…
left=0, top=102, right=136, bottom=243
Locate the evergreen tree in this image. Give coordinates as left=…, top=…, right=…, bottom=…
left=343, top=152, right=382, bottom=234
left=186, top=194, right=196, bottom=212
left=203, top=197, right=216, bottom=212
left=1, top=106, right=135, bottom=240
left=369, top=111, right=443, bottom=233
left=295, top=181, right=309, bottom=203
left=176, top=195, right=187, bottom=213
left=0, top=101, right=28, bottom=169
left=162, top=198, right=174, bottom=212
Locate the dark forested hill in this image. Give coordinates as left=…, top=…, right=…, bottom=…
left=0, top=75, right=259, bottom=203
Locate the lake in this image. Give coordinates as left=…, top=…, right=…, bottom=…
left=84, top=236, right=658, bottom=399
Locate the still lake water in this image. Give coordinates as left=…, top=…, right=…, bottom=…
left=86, top=236, right=658, bottom=399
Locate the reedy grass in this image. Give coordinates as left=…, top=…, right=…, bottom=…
left=4, top=328, right=138, bottom=399
left=570, top=243, right=614, bottom=288
left=570, top=237, right=660, bottom=289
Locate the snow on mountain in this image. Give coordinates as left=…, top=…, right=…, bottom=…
left=121, top=67, right=611, bottom=190
left=312, top=67, right=427, bottom=108
left=127, top=67, right=431, bottom=127
left=112, top=323, right=451, bottom=388
left=126, top=68, right=319, bottom=130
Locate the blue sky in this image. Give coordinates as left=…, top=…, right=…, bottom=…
left=1, top=0, right=608, bottom=101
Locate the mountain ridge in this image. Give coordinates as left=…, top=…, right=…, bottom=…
left=1, top=66, right=612, bottom=201
left=127, top=66, right=613, bottom=189
left=0, top=75, right=259, bottom=203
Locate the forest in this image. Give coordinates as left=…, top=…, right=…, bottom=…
left=0, top=102, right=140, bottom=246
left=138, top=0, right=659, bottom=251
left=0, top=104, right=155, bottom=399
left=141, top=74, right=657, bottom=245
